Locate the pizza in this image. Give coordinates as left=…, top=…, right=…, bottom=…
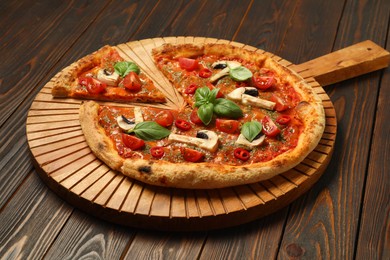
left=77, top=43, right=325, bottom=189
left=51, top=45, right=166, bottom=103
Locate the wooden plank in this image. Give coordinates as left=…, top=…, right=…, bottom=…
left=278, top=0, right=390, bottom=258
left=355, top=35, right=390, bottom=260
left=0, top=0, right=109, bottom=127
left=0, top=173, right=72, bottom=259
left=43, top=210, right=133, bottom=259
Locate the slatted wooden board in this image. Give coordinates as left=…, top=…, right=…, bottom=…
left=26, top=37, right=336, bottom=231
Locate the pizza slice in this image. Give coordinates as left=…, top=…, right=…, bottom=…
left=52, top=45, right=166, bottom=103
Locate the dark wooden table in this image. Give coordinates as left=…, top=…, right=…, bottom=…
left=1, top=0, right=389, bottom=259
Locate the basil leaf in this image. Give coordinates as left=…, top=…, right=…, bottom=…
left=114, top=61, right=140, bottom=77
left=209, top=88, right=219, bottom=104
left=198, top=103, right=214, bottom=125
left=213, top=98, right=243, bottom=119
left=194, top=87, right=210, bottom=107
left=132, top=121, right=171, bottom=140
left=241, top=121, right=262, bottom=142
left=229, top=66, right=253, bottom=81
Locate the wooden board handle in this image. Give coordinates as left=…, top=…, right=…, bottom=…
left=290, top=40, right=390, bottom=86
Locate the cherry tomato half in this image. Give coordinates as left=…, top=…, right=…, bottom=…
left=123, top=72, right=142, bottom=92
left=270, top=94, right=288, bottom=112
left=252, top=75, right=275, bottom=90
left=150, top=146, right=165, bottom=158
left=190, top=108, right=204, bottom=125
left=262, top=116, right=281, bottom=137
left=155, top=110, right=174, bottom=127
left=178, top=57, right=199, bottom=71
left=79, top=77, right=107, bottom=94
left=234, top=148, right=250, bottom=161
left=122, top=134, right=145, bottom=150
left=276, top=115, right=291, bottom=125
left=184, top=84, right=199, bottom=95
left=181, top=147, right=204, bottom=162
left=175, top=118, right=191, bottom=131
left=216, top=119, right=240, bottom=134
left=199, top=68, right=212, bottom=78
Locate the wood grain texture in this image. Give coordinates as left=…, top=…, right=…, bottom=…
left=26, top=37, right=336, bottom=231
left=278, top=0, right=390, bottom=258
left=0, top=173, right=72, bottom=259
left=355, top=34, right=390, bottom=260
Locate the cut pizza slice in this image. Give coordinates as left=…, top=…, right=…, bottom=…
left=52, top=45, right=166, bottom=103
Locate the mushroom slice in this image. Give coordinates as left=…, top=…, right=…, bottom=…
left=168, top=130, right=219, bottom=152
left=210, top=61, right=242, bottom=82
left=241, top=94, right=276, bottom=110
left=235, top=134, right=265, bottom=149
left=97, top=69, right=119, bottom=86
left=116, top=107, right=144, bottom=131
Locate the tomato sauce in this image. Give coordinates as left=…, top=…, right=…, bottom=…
left=98, top=52, right=306, bottom=165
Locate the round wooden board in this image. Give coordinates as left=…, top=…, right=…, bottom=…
left=26, top=37, right=336, bottom=231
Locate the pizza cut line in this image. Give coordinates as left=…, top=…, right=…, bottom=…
left=54, top=42, right=325, bottom=189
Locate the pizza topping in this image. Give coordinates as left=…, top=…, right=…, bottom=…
left=270, top=94, right=288, bottom=112
left=261, top=116, right=281, bottom=137
left=233, top=148, right=250, bottom=161
left=229, top=66, right=253, bottom=82
left=117, top=115, right=135, bottom=131
left=122, top=134, right=145, bottom=150
left=175, top=119, right=192, bottom=131
left=114, top=61, right=140, bottom=77
left=276, top=115, right=291, bottom=125
left=184, top=84, right=199, bottom=95
left=195, top=87, right=243, bottom=125
left=116, top=107, right=144, bottom=131
left=96, top=69, right=120, bottom=86
left=181, top=147, right=204, bottom=162
left=168, top=130, right=219, bottom=152
left=213, top=98, right=243, bottom=119
left=241, top=94, right=276, bottom=110
left=199, top=68, right=212, bottom=78
left=216, top=119, right=240, bottom=134
left=190, top=108, right=204, bottom=125
left=235, top=133, right=265, bottom=149
left=129, top=121, right=171, bottom=141
left=155, top=110, right=174, bottom=127
left=150, top=146, right=165, bottom=158
left=252, top=75, right=275, bottom=90
left=210, top=60, right=241, bottom=82
left=241, top=121, right=262, bottom=142
left=123, top=72, right=142, bottom=92
left=79, top=77, right=107, bottom=94
left=178, top=57, right=199, bottom=71
left=243, top=88, right=259, bottom=97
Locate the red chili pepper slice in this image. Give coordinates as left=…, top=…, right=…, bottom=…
left=184, top=84, right=199, bottom=95
left=150, top=146, right=165, bottom=158
left=175, top=118, right=191, bottom=131
left=234, top=148, right=250, bottom=161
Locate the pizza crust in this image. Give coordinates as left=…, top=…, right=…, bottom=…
left=79, top=43, right=325, bottom=189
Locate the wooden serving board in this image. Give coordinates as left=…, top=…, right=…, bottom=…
left=26, top=37, right=389, bottom=231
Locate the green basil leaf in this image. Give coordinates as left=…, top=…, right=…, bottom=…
left=241, top=121, right=262, bottom=142
left=208, top=88, right=219, bottom=104
left=198, top=103, right=214, bottom=125
left=229, top=66, right=253, bottom=81
left=194, top=86, right=210, bottom=107
left=133, top=121, right=171, bottom=140
left=213, top=99, right=243, bottom=119
left=114, top=61, right=140, bottom=77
